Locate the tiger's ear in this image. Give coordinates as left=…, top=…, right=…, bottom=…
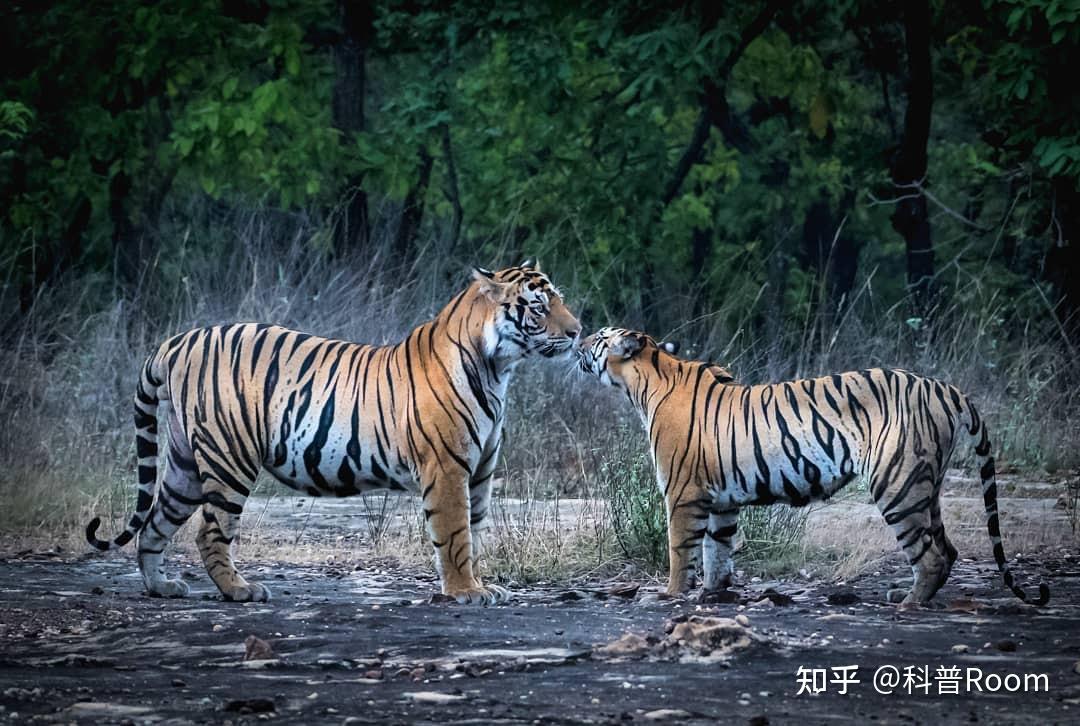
left=472, top=267, right=509, bottom=301
left=706, top=364, right=735, bottom=383
left=660, top=341, right=680, bottom=356
left=518, top=258, right=534, bottom=269
left=610, top=334, right=646, bottom=360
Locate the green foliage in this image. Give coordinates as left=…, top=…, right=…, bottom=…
left=598, top=433, right=668, bottom=573
left=2, top=0, right=1076, bottom=354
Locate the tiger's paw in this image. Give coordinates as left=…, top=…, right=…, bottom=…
left=445, top=583, right=511, bottom=606
left=886, top=588, right=908, bottom=604
left=222, top=582, right=272, bottom=603
left=147, top=579, right=190, bottom=599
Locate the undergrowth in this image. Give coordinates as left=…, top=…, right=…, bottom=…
left=2, top=202, right=1078, bottom=585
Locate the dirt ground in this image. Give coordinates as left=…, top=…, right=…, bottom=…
left=1, top=542, right=1079, bottom=725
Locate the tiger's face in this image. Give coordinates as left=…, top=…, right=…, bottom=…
left=579, top=327, right=734, bottom=389
left=474, top=264, right=580, bottom=360
left=577, top=327, right=662, bottom=388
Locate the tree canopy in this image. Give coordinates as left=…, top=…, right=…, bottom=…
left=3, top=0, right=1079, bottom=350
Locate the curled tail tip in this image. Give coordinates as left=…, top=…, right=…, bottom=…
left=85, top=517, right=110, bottom=551
left=1029, top=583, right=1051, bottom=606
left=1012, top=582, right=1051, bottom=606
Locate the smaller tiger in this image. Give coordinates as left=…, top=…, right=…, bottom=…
left=577, top=327, right=1049, bottom=606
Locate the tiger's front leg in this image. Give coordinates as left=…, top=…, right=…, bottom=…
left=421, top=465, right=509, bottom=606
left=665, top=495, right=708, bottom=596
left=468, top=431, right=501, bottom=562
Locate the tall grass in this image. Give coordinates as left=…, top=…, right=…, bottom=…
left=1, top=201, right=1076, bottom=584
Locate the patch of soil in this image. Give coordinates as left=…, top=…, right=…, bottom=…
left=0, top=549, right=1078, bottom=724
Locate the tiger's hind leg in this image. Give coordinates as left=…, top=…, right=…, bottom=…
left=138, top=410, right=202, bottom=598
left=877, top=472, right=951, bottom=604
left=702, top=509, right=739, bottom=593
left=195, top=470, right=269, bottom=603
left=665, top=495, right=709, bottom=596
left=930, top=493, right=958, bottom=582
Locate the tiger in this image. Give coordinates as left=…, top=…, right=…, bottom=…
left=86, top=263, right=580, bottom=605
left=576, top=326, right=1050, bottom=606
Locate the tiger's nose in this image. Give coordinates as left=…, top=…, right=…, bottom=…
left=565, top=325, right=581, bottom=340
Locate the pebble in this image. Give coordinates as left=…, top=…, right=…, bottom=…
left=995, top=639, right=1018, bottom=652
left=405, top=691, right=466, bottom=704
left=735, top=614, right=750, bottom=628
left=643, top=709, right=691, bottom=720
left=951, top=644, right=969, bottom=654
left=826, top=590, right=860, bottom=606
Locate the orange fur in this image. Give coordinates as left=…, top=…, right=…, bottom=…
left=578, top=327, right=1048, bottom=605
left=87, top=265, right=580, bottom=605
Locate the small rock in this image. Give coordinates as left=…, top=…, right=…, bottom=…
left=362, top=670, right=383, bottom=680
left=699, top=589, right=739, bottom=604
left=996, top=639, right=1018, bottom=653
left=826, top=590, right=860, bottom=606
left=608, top=583, right=640, bottom=599
left=643, top=709, right=692, bottom=720
left=1073, top=661, right=1080, bottom=675
left=405, top=691, right=466, bottom=704
left=171, top=679, right=186, bottom=688
left=222, top=698, right=274, bottom=714
left=244, top=635, right=275, bottom=661
left=735, top=614, right=750, bottom=628
left=951, top=644, right=969, bottom=654
left=555, top=590, right=585, bottom=601
left=90, top=586, right=105, bottom=596
left=410, top=667, right=426, bottom=680
left=760, top=589, right=793, bottom=606
left=211, top=624, right=224, bottom=633
left=886, top=589, right=907, bottom=604
left=748, top=716, right=769, bottom=726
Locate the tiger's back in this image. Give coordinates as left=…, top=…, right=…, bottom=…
left=157, top=323, right=419, bottom=497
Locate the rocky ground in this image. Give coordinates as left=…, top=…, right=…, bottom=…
left=1, top=545, right=1078, bottom=725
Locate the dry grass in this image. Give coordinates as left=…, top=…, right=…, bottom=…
left=2, top=204, right=1078, bottom=586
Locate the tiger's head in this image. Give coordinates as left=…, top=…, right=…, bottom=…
left=472, top=262, right=580, bottom=362
left=577, top=326, right=734, bottom=389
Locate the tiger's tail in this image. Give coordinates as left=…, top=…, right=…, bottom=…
left=86, top=352, right=163, bottom=551
left=963, top=394, right=1050, bottom=606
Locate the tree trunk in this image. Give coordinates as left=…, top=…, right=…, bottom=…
left=1045, top=177, right=1080, bottom=351
left=18, top=196, right=91, bottom=312
left=890, top=0, right=935, bottom=321
left=801, top=197, right=859, bottom=320
left=395, top=146, right=434, bottom=260
left=332, top=0, right=373, bottom=255
left=110, top=170, right=142, bottom=284
left=647, top=1, right=786, bottom=327
left=440, top=123, right=463, bottom=253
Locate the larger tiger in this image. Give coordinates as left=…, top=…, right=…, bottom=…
left=86, top=264, right=580, bottom=605
left=577, top=327, right=1049, bottom=606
